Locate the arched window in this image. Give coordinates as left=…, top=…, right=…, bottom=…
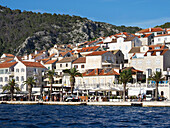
left=16, top=76, right=19, bottom=81
left=21, top=68, right=25, bottom=72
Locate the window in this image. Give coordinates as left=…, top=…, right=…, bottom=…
left=108, top=56, right=110, bottom=60
left=81, top=65, right=84, bottom=68
left=0, top=70, right=4, bottom=74
left=60, top=72, right=62, bottom=76
left=16, top=76, right=19, bottom=81
left=74, top=65, right=78, bottom=68
left=21, top=76, right=24, bottom=81
left=165, top=37, right=167, bottom=41
left=48, top=67, right=50, bottom=70
left=16, top=69, right=19, bottom=72
left=158, top=38, right=161, bottom=42
left=5, top=77, right=8, bottom=82
left=21, top=68, right=25, bottom=72
left=148, top=69, right=152, bottom=77
left=0, top=77, right=3, bottom=82
left=60, top=64, right=62, bottom=67
left=5, top=69, right=8, bottom=74
left=156, top=68, right=161, bottom=72
left=66, top=63, right=68, bottom=67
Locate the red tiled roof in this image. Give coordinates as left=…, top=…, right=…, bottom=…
left=49, top=53, right=56, bottom=58
left=31, top=53, right=44, bottom=59
left=86, top=51, right=108, bottom=56
left=97, top=41, right=103, bottom=44
left=21, top=61, right=46, bottom=68
left=78, top=46, right=100, bottom=53
left=82, top=68, right=120, bottom=76
left=73, top=57, right=86, bottom=64
left=15, top=56, right=22, bottom=61
left=45, top=60, right=57, bottom=64
left=137, top=28, right=164, bottom=33
left=144, top=48, right=169, bottom=56
left=122, top=67, right=143, bottom=73
left=56, top=57, right=77, bottom=63
left=41, top=58, right=50, bottom=63
left=59, top=51, right=69, bottom=57
left=4, top=54, right=15, bottom=58
left=0, top=62, right=17, bottom=68
left=4, top=59, right=14, bottom=62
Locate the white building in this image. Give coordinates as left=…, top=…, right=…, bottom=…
left=14, top=61, right=47, bottom=91
left=0, top=62, right=17, bottom=92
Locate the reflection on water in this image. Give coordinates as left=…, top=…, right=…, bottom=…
left=0, top=105, right=169, bottom=127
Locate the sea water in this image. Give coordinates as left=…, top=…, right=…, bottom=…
left=0, top=104, right=169, bottom=127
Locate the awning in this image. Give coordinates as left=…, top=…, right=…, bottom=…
left=33, top=92, right=41, bottom=96
left=44, top=78, right=49, bottom=81
left=54, top=77, right=62, bottom=81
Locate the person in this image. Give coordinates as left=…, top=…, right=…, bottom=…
left=46, top=95, right=48, bottom=102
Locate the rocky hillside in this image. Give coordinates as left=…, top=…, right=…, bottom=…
left=0, top=5, right=141, bottom=55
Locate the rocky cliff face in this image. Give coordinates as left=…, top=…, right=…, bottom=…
left=16, top=20, right=120, bottom=55
left=0, top=5, right=141, bottom=55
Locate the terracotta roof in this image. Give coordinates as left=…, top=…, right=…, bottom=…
left=15, top=56, right=22, bottom=61
left=122, top=67, right=143, bottom=73
left=41, top=58, right=50, bottom=63
left=32, top=53, right=44, bottom=59
left=45, top=60, right=57, bottom=64
left=86, top=51, right=108, bottom=56
left=148, top=44, right=166, bottom=50
left=82, top=68, right=120, bottom=76
left=137, top=28, right=164, bottom=33
left=4, top=59, right=14, bottom=62
left=72, top=57, right=86, bottom=64
left=114, top=32, right=134, bottom=37
left=21, top=61, right=46, bottom=68
left=155, top=34, right=170, bottom=37
left=49, top=53, right=56, bottom=58
left=97, top=41, right=103, bottom=44
left=59, top=51, right=70, bottom=57
left=0, top=62, right=17, bottom=68
left=78, top=46, right=100, bottom=53
left=144, top=49, right=169, bottom=56
left=4, top=54, right=15, bottom=58
left=125, top=36, right=136, bottom=41
left=56, top=57, right=77, bottom=63
left=129, top=47, right=140, bottom=53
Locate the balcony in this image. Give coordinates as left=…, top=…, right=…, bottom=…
left=7, top=72, right=14, bottom=76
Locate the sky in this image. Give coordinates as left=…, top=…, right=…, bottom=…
left=0, top=0, right=170, bottom=28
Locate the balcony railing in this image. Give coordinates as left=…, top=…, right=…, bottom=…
left=7, top=72, right=14, bottom=76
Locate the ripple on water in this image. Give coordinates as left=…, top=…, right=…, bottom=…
left=0, top=105, right=170, bottom=128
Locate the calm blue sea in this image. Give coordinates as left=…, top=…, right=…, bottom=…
left=0, top=104, right=169, bottom=128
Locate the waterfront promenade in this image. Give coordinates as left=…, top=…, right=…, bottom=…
left=0, top=101, right=170, bottom=107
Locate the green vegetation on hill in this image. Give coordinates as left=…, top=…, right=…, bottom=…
left=155, top=22, right=170, bottom=28
left=0, top=5, right=141, bottom=55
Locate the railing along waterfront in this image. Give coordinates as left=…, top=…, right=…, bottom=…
left=75, top=83, right=169, bottom=90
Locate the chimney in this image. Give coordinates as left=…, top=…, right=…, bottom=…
left=35, top=50, right=38, bottom=55
left=149, top=28, right=152, bottom=32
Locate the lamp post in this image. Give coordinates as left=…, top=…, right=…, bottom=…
left=139, top=82, right=141, bottom=94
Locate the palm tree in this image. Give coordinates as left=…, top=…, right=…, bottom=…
left=148, top=71, right=164, bottom=101
left=63, top=68, right=82, bottom=95
left=46, top=70, right=56, bottom=101
left=23, top=77, right=36, bottom=101
left=2, top=79, right=20, bottom=101
left=119, top=69, right=132, bottom=102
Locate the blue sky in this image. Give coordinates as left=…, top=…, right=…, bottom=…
left=0, top=0, right=170, bottom=28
